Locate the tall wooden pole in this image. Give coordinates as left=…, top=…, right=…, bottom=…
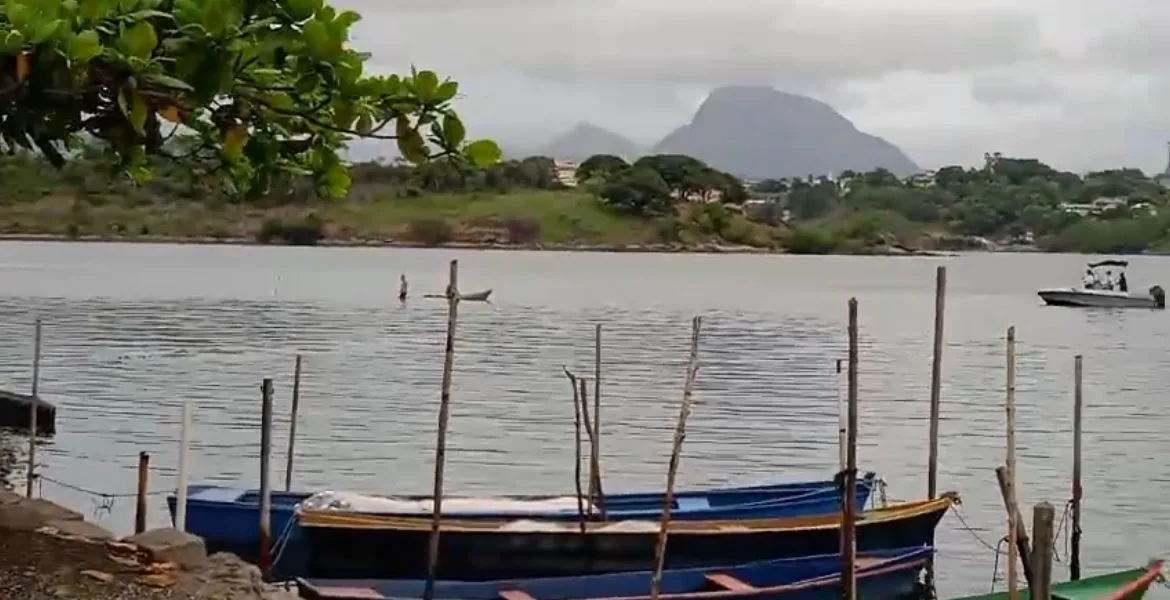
left=1006, top=326, right=1019, bottom=600
left=927, top=265, right=946, bottom=499
left=1071, top=355, right=1083, bottom=581
left=424, top=259, right=460, bottom=600
left=925, top=266, right=946, bottom=592
left=174, top=399, right=192, bottom=532
left=258, top=378, right=274, bottom=581
left=836, top=359, right=845, bottom=472
left=567, top=371, right=586, bottom=532
left=593, top=323, right=606, bottom=517
left=841, top=299, right=859, bottom=600
left=285, top=354, right=303, bottom=492
left=995, top=466, right=1035, bottom=588
left=649, top=317, right=703, bottom=600
left=25, top=319, right=41, bottom=498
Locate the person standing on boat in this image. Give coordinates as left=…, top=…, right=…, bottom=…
left=1119, top=271, right=1128, bottom=293
left=1083, top=269, right=1098, bottom=289
left=1104, top=270, right=1116, bottom=290
left=398, top=274, right=408, bottom=302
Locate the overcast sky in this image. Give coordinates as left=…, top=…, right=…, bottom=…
left=334, top=0, right=1170, bottom=173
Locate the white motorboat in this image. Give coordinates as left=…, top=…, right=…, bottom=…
left=1037, top=259, right=1165, bottom=309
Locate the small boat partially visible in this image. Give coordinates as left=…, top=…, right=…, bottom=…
left=946, top=559, right=1163, bottom=600
left=1038, top=260, right=1165, bottom=309
left=423, top=289, right=493, bottom=302
left=296, top=545, right=934, bottom=600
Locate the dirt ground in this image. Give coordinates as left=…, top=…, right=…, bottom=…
left=0, top=489, right=297, bottom=600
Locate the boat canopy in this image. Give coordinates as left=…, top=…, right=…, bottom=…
left=1087, top=259, right=1128, bottom=268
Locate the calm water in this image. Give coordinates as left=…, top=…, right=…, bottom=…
left=0, top=242, right=1166, bottom=596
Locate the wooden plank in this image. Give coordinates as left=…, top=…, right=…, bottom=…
left=499, top=590, right=539, bottom=600
left=706, top=573, right=756, bottom=592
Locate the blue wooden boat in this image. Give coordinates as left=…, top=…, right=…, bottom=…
left=295, top=546, right=934, bottom=600
left=168, top=474, right=877, bottom=580
left=295, top=494, right=955, bottom=580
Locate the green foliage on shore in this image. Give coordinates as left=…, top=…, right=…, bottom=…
left=748, top=153, right=1170, bottom=253
left=4, top=142, right=1170, bottom=254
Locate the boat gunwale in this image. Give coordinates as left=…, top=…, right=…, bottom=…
left=1098, top=560, right=1164, bottom=600
left=294, top=493, right=957, bottom=533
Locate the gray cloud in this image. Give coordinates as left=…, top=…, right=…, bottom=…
left=331, top=0, right=1170, bottom=172
left=970, top=74, right=1065, bottom=105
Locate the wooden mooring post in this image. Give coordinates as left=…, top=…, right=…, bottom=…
left=593, top=323, right=606, bottom=517
left=285, top=354, right=303, bottom=492
left=841, top=299, right=860, bottom=600
left=1071, top=355, right=1083, bottom=581
left=259, top=378, right=274, bottom=581
left=995, top=465, right=1035, bottom=587
left=1031, top=502, right=1056, bottom=600
left=925, top=266, right=946, bottom=592
left=649, top=316, right=703, bottom=600
left=567, top=371, right=586, bottom=532
left=135, top=452, right=150, bottom=534
left=424, top=259, right=461, bottom=600
left=174, top=400, right=192, bottom=532
left=836, top=359, right=845, bottom=471
left=1005, top=326, right=1021, bottom=600
left=25, top=319, right=42, bottom=498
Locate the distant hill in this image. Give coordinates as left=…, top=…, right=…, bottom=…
left=653, top=86, right=920, bottom=179
left=539, top=123, right=642, bottom=161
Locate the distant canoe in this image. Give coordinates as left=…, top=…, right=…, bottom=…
left=423, top=289, right=493, bottom=302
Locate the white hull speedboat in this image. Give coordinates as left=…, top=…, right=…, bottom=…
left=1037, top=286, right=1165, bottom=309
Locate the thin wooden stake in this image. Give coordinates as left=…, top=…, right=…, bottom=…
left=927, top=265, right=947, bottom=499
left=259, top=378, right=274, bottom=581
left=841, top=299, right=859, bottom=600
left=1031, top=502, right=1055, bottom=600
left=424, top=259, right=460, bottom=600
left=649, top=317, right=703, bottom=600
left=578, top=378, right=601, bottom=517
left=25, top=319, right=41, bottom=498
left=1071, top=355, right=1083, bottom=581
left=995, top=465, right=1035, bottom=588
left=925, top=265, right=946, bottom=593
left=174, top=400, right=192, bottom=532
left=564, top=368, right=586, bottom=533
left=836, top=359, right=845, bottom=472
left=135, top=451, right=150, bottom=534
left=285, top=354, right=303, bottom=492
left=593, top=323, right=606, bottom=518
left=1006, top=326, right=1019, bottom=600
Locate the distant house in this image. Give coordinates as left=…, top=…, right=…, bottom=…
left=907, top=170, right=937, bottom=188
left=553, top=159, right=579, bottom=187
left=1060, top=197, right=1128, bottom=216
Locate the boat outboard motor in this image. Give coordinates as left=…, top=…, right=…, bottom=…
left=1150, top=285, right=1166, bottom=309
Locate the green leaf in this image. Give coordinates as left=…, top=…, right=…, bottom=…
left=68, top=29, right=102, bottom=62
left=441, top=114, right=465, bottom=148
left=397, top=127, right=428, bottom=164
left=116, top=21, right=157, bottom=58
left=30, top=19, right=64, bottom=44
left=120, top=89, right=148, bottom=135
left=142, top=72, right=194, bottom=91
left=301, top=18, right=329, bottom=58
left=413, top=70, right=439, bottom=102
left=282, top=0, right=322, bottom=21
left=320, top=161, right=351, bottom=198
left=0, top=30, right=25, bottom=54
left=354, top=113, right=373, bottom=135
left=464, top=139, right=501, bottom=168
left=434, top=81, right=458, bottom=103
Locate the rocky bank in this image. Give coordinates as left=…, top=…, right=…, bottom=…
left=0, top=489, right=297, bottom=600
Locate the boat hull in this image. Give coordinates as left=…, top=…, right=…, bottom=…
left=167, top=475, right=877, bottom=579
left=1038, top=288, right=1164, bottom=309
left=296, top=546, right=933, bottom=600
left=297, top=496, right=952, bottom=580
left=946, top=560, right=1163, bottom=600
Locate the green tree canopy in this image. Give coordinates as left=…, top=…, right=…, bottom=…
left=0, top=0, right=500, bottom=199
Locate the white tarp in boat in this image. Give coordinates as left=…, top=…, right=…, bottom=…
left=297, top=490, right=596, bottom=515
